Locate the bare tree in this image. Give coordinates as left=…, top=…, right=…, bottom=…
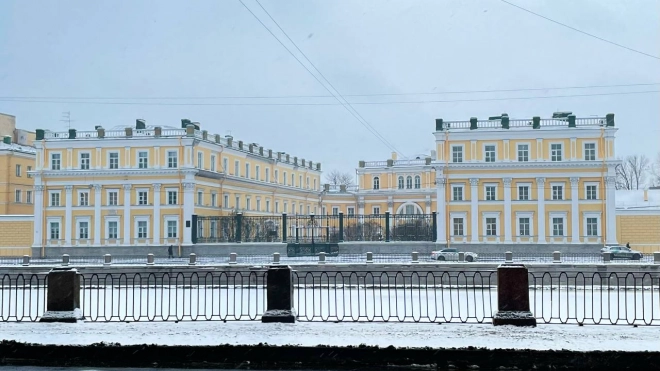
left=325, top=170, right=354, bottom=186
left=615, top=154, right=650, bottom=190
left=651, top=152, right=660, bottom=187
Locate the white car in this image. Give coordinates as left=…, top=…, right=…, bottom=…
left=430, top=248, right=478, bottom=262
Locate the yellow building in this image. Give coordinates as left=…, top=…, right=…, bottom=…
left=31, top=119, right=322, bottom=250
left=616, top=188, right=660, bottom=253
left=335, top=113, right=619, bottom=247
left=0, top=113, right=36, bottom=215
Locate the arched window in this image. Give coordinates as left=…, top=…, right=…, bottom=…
left=398, top=176, right=404, bottom=189
left=414, top=175, right=421, bottom=189
left=406, top=176, right=413, bottom=189
left=373, top=176, right=380, bottom=190
left=396, top=202, right=423, bottom=215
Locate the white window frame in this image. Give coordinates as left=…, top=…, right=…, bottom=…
left=517, top=183, right=531, bottom=201
left=275, top=201, right=280, bottom=213
left=516, top=212, right=534, bottom=237
left=166, top=189, right=178, bottom=205
left=136, top=188, right=149, bottom=206
left=550, top=143, right=563, bottom=162
left=223, top=194, right=229, bottom=209
left=197, top=151, right=203, bottom=169
left=313, top=179, right=317, bottom=190
left=406, top=176, right=413, bottom=189
left=105, top=217, right=120, bottom=240
left=27, top=165, right=32, bottom=178
left=14, top=189, right=21, bottom=203
left=265, top=168, right=271, bottom=183
left=245, top=163, right=250, bottom=179
left=137, top=151, right=149, bottom=169
left=107, top=189, right=119, bottom=206
left=76, top=217, right=91, bottom=240
left=211, top=192, right=217, bottom=207
left=372, top=207, right=380, bottom=215
left=583, top=212, right=602, bottom=238
left=236, top=195, right=241, bottom=209
left=451, top=184, right=464, bottom=201
left=347, top=207, right=355, bottom=215
left=234, top=160, right=240, bottom=177
left=584, top=182, right=599, bottom=200
left=50, top=152, right=62, bottom=170
left=332, top=207, right=339, bottom=216
left=414, top=175, right=421, bottom=189
left=49, top=191, right=61, bottom=207
left=482, top=212, right=500, bottom=237
left=291, top=173, right=295, bottom=187
left=398, top=176, right=404, bottom=189
left=549, top=212, right=567, bottom=237
left=26, top=190, right=32, bottom=204
left=451, top=145, right=464, bottom=163
left=306, top=176, right=310, bottom=189
left=256, top=165, right=261, bottom=181
left=246, top=197, right=251, bottom=211
left=516, top=143, right=530, bottom=162
left=551, top=182, right=564, bottom=200
left=291, top=202, right=296, bottom=214
left=483, top=143, right=497, bottom=163
left=274, top=169, right=279, bottom=183
left=222, top=158, right=228, bottom=173
left=135, top=216, right=149, bottom=239
left=266, top=199, right=271, bottom=212
left=197, top=190, right=204, bottom=206
left=484, top=183, right=497, bottom=201
left=283, top=171, right=287, bottom=185
left=78, top=190, right=90, bottom=206
left=167, top=150, right=178, bottom=168
left=108, top=151, right=120, bottom=169
left=256, top=197, right=261, bottom=211
left=210, top=155, right=216, bottom=172
left=164, top=216, right=179, bottom=239
left=299, top=175, right=303, bottom=188
left=15, top=164, right=21, bottom=177
left=583, top=141, right=597, bottom=161
left=79, top=151, right=91, bottom=170
left=450, top=212, right=467, bottom=236
left=373, top=176, right=380, bottom=190
left=47, top=217, right=62, bottom=240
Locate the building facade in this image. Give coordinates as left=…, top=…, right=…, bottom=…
left=31, top=119, right=322, bottom=251
left=328, top=113, right=619, bottom=246
left=0, top=113, right=36, bottom=215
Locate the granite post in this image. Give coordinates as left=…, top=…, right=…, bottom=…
left=40, top=268, right=83, bottom=322
left=262, top=265, right=296, bottom=323
left=493, top=264, right=536, bottom=327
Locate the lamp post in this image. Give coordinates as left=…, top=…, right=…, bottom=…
left=310, top=212, right=315, bottom=247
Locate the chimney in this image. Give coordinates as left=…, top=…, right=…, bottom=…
left=259, top=147, right=264, bottom=156
left=249, top=144, right=254, bottom=153
left=532, top=116, right=541, bottom=129
left=225, top=136, right=233, bottom=147
left=323, top=184, right=330, bottom=192
left=435, top=118, right=444, bottom=131
left=215, top=134, right=221, bottom=143
left=136, top=119, right=146, bottom=130
left=68, top=129, right=77, bottom=139
left=340, top=185, right=347, bottom=192
left=186, top=124, right=195, bottom=137
left=125, top=127, right=133, bottom=137
left=2, top=136, right=11, bottom=145
left=470, top=117, right=478, bottom=130
left=391, top=152, right=397, bottom=160
left=202, top=130, right=208, bottom=140
left=238, top=140, right=243, bottom=150
left=359, top=161, right=365, bottom=168
left=286, top=154, right=290, bottom=163
left=97, top=126, right=105, bottom=138
left=268, top=149, right=273, bottom=158
left=181, top=119, right=192, bottom=128
left=606, top=113, right=615, bottom=127
left=36, top=129, right=45, bottom=141
left=154, top=126, right=161, bottom=137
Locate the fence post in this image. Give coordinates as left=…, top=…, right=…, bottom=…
left=553, top=251, right=561, bottom=263
left=62, top=254, right=69, bottom=267
left=295, top=219, right=299, bottom=244
left=411, top=251, right=419, bottom=264
left=505, top=251, right=513, bottom=263
left=338, top=212, right=344, bottom=243
left=602, top=252, right=611, bottom=263
left=39, top=268, right=83, bottom=322
left=22, top=255, right=30, bottom=266
left=235, top=213, right=243, bottom=243
left=281, top=213, right=288, bottom=243
left=318, top=252, right=326, bottom=265
left=366, top=251, right=373, bottom=264
left=459, top=252, right=465, bottom=262
left=262, top=265, right=296, bottom=323
left=432, top=212, right=438, bottom=242
left=229, top=252, right=237, bottom=265
left=189, top=253, right=196, bottom=265
left=147, top=253, right=154, bottom=265
left=493, top=264, right=536, bottom=326
left=103, top=254, right=112, bottom=266
left=273, top=252, right=280, bottom=264
left=385, top=211, right=391, bottom=242
left=654, top=252, right=660, bottom=264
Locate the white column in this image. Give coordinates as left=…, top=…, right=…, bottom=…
left=65, top=185, right=73, bottom=245
left=570, top=177, right=580, bottom=243
left=503, top=177, right=513, bottom=243
left=357, top=197, right=365, bottom=215
left=153, top=183, right=162, bottom=245
left=387, top=196, right=393, bottom=214
left=183, top=182, right=195, bottom=245
left=93, top=184, right=102, bottom=245
left=123, top=184, right=132, bottom=245
left=33, top=184, right=44, bottom=247
left=469, top=178, right=479, bottom=242
left=536, top=177, right=546, bottom=243
left=436, top=177, right=447, bottom=244
left=605, top=176, right=618, bottom=244
left=425, top=196, right=431, bottom=215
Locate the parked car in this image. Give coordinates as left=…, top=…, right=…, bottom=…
left=430, top=248, right=478, bottom=262
left=600, top=245, right=643, bottom=260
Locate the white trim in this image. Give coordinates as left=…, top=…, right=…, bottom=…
left=482, top=211, right=500, bottom=241
left=136, top=150, right=149, bottom=169
left=449, top=212, right=467, bottom=236
left=483, top=183, right=498, bottom=201
left=77, top=189, right=90, bottom=206
left=515, top=142, right=531, bottom=162
left=46, top=216, right=62, bottom=241
left=136, top=188, right=150, bottom=206
left=549, top=211, right=568, bottom=237
left=482, top=143, right=497, bottom=163
left=107, top=150, right=120, bottom=170
left=434, top=126, right=617, bottom=141
left=582, top=211, right=602, bottom=240
left=515, top=211, right=534, bottom=238
left=75, top=216, right=91, bottom=241
left=49, top=151, right=62, bottom=170
left=0, top=215, right=34, bottom=222
left=450, top=144, right=465, bottom=163
left=549, top=142, right=564, bottom=162
left=106, top=188, right=119, bottom=206
left=584, top=182, right=599, bottom=200
left=550, top=182, right=565, bottom=200
left=451, top=183, right=464, bottom=201
left=583, top=141, right=598, bottom=161
left=105, top=216, right=120, bottom=240
left=78, top=151, right=91, bottom=170
left=166, top=150, right=179, bottom=169
left=516, top=183, right=531, bottom=201
left=395, top=202, right=423, bottom=215
left=134, top=216, right=150, bottom=240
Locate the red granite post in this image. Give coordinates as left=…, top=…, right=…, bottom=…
left=493, top=264, right=536, bottom=326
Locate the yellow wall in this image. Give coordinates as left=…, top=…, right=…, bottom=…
left=617, top=214, right=660, bottom=253
left=0, top=216, right=33, bottom=254
left=0, top=151, right=35, bottom=215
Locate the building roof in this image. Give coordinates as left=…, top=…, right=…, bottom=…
left=0, top=142, right=36, bottom=154
left=616, top=189, right=660, bottom=210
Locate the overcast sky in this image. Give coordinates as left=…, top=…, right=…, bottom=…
left=1, top=0, right=658, bottom=176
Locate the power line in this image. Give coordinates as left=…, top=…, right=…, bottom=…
left=238, top=0, right=404, bottom=157
left=1, top=90, right=658, bottom=106
left=500, top=0, right=660, bottom=61
left=1, top=82, right=658, bottom=100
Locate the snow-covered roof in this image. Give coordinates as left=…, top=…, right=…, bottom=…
left=616, top=189, right=660, bottom=210
left=109, top=124, right=178, bottom=130
left=0, top=142, right=36, bottom=154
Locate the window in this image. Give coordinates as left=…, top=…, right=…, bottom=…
left=486, top=218, right=497, bottom=236
left=332, top=207, right=339, bottom=216
left=275, top=201, right=280, bottom=213
left=306, top=177, right=310, bottom=189
left=587, top=217, right=598, bottom=236
left=138, top=151, right=148, bottom=168
left=485, top=185, right=496, bottom=201
left=274, top=170, right=279, bottom=183
left=299, top=204, right=303, bottom=214
left=78, top=221, right=89, bottom=239
left=313, top=179, right=317, bottom=190
left=197, top=190, right=203, bottom=205
left=404, top=204, right=416, bottom=215
left=519, top=218, right=530, bottom=236
left=246, top=198, right=251, bottom=210
left=137, top=220, right=148, bottom=238
left=14, top=189, right=21, bottom=203
left=256, top=198, right=261, bottom=211
left=347, top=207, right=355, bottom=215
left=138, top=190, right=148, bottom=205
left=222, top=158, right=228, bottom=172
left=26, top=190, right=32, bottom=203
left=79, top=191, right=89, bottom=206
left=551, top=144, right=562, bottom=162
left=51, top=153, right=61, bottom=170
left=197, top=152, right=203, bottom=168
left=109, top=152, right=119, bottom=169
left=484, top=145, right=496, bottom=162
left=584, top=143, right=596, bottom=161
left=245, top=163, right=250, bottom=178
left=265, top=168, right=270, bottom=182
left=291, top=173, right=295, bottom=186
left=167, top=220, right=177, bottom=238
left=49, top=221, right=60, bottom=240
left=167, top=190, right=178, bottom=205
left=108, top=191, right=118, bottom=206
left=50, top=192, right=60, bottom=207
left=210, top=220, right=217, bottom=238
left=283, top=171, right=287, bottom=185
left=167, top=151, right=178, bottom=168
left=453, top=218, right=464, bottom=236
left=373, top=177, right=380, bottom=190
left=552, top=217, right=564, bottom=236
left=373, top=207, right=380, bottom=215
left=224, top=194, right=229, bottom=208
left=414, top=175, right=421, bottom=189
left=108, top=221, right=118, bottom=239
left=15, top=164, right=21, bottom=177
left=518, top=186, right=529, bottom=201
left=552, top=185, right=563, bottom=200
left=211, top=193, right=217, bottom=207
left=585, top=184, right=597, bottom=200
left=211, top=155, right=216, bottom=172
left=27, top=166, right=32, bottom=178
left=266, top=200, right=271, bottom=212
left=234, top=161, right=240, bottom=176
left=406, top=176, right=413, bottom=189
left=236, top=196, right=241, bottom=209
left=452, top=185, right=463, bottom=201
left=291, top=202, right=295, bottom=214
left=517, top=144, right=529, bottom=162
left=298, top=175, right=302, bottom=188
left=452, top=146, right=463, bottom=163
left=398, top=176, right=404, bottom=189
left=80, top=153, right=90, bottom=170
left=256, top=165, right=260, bottom=181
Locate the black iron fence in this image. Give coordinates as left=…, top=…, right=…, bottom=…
left=193, top=212, right=437, bottom=244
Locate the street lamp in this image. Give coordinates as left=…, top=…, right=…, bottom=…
left=310, top=212, right=315, bottom=246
